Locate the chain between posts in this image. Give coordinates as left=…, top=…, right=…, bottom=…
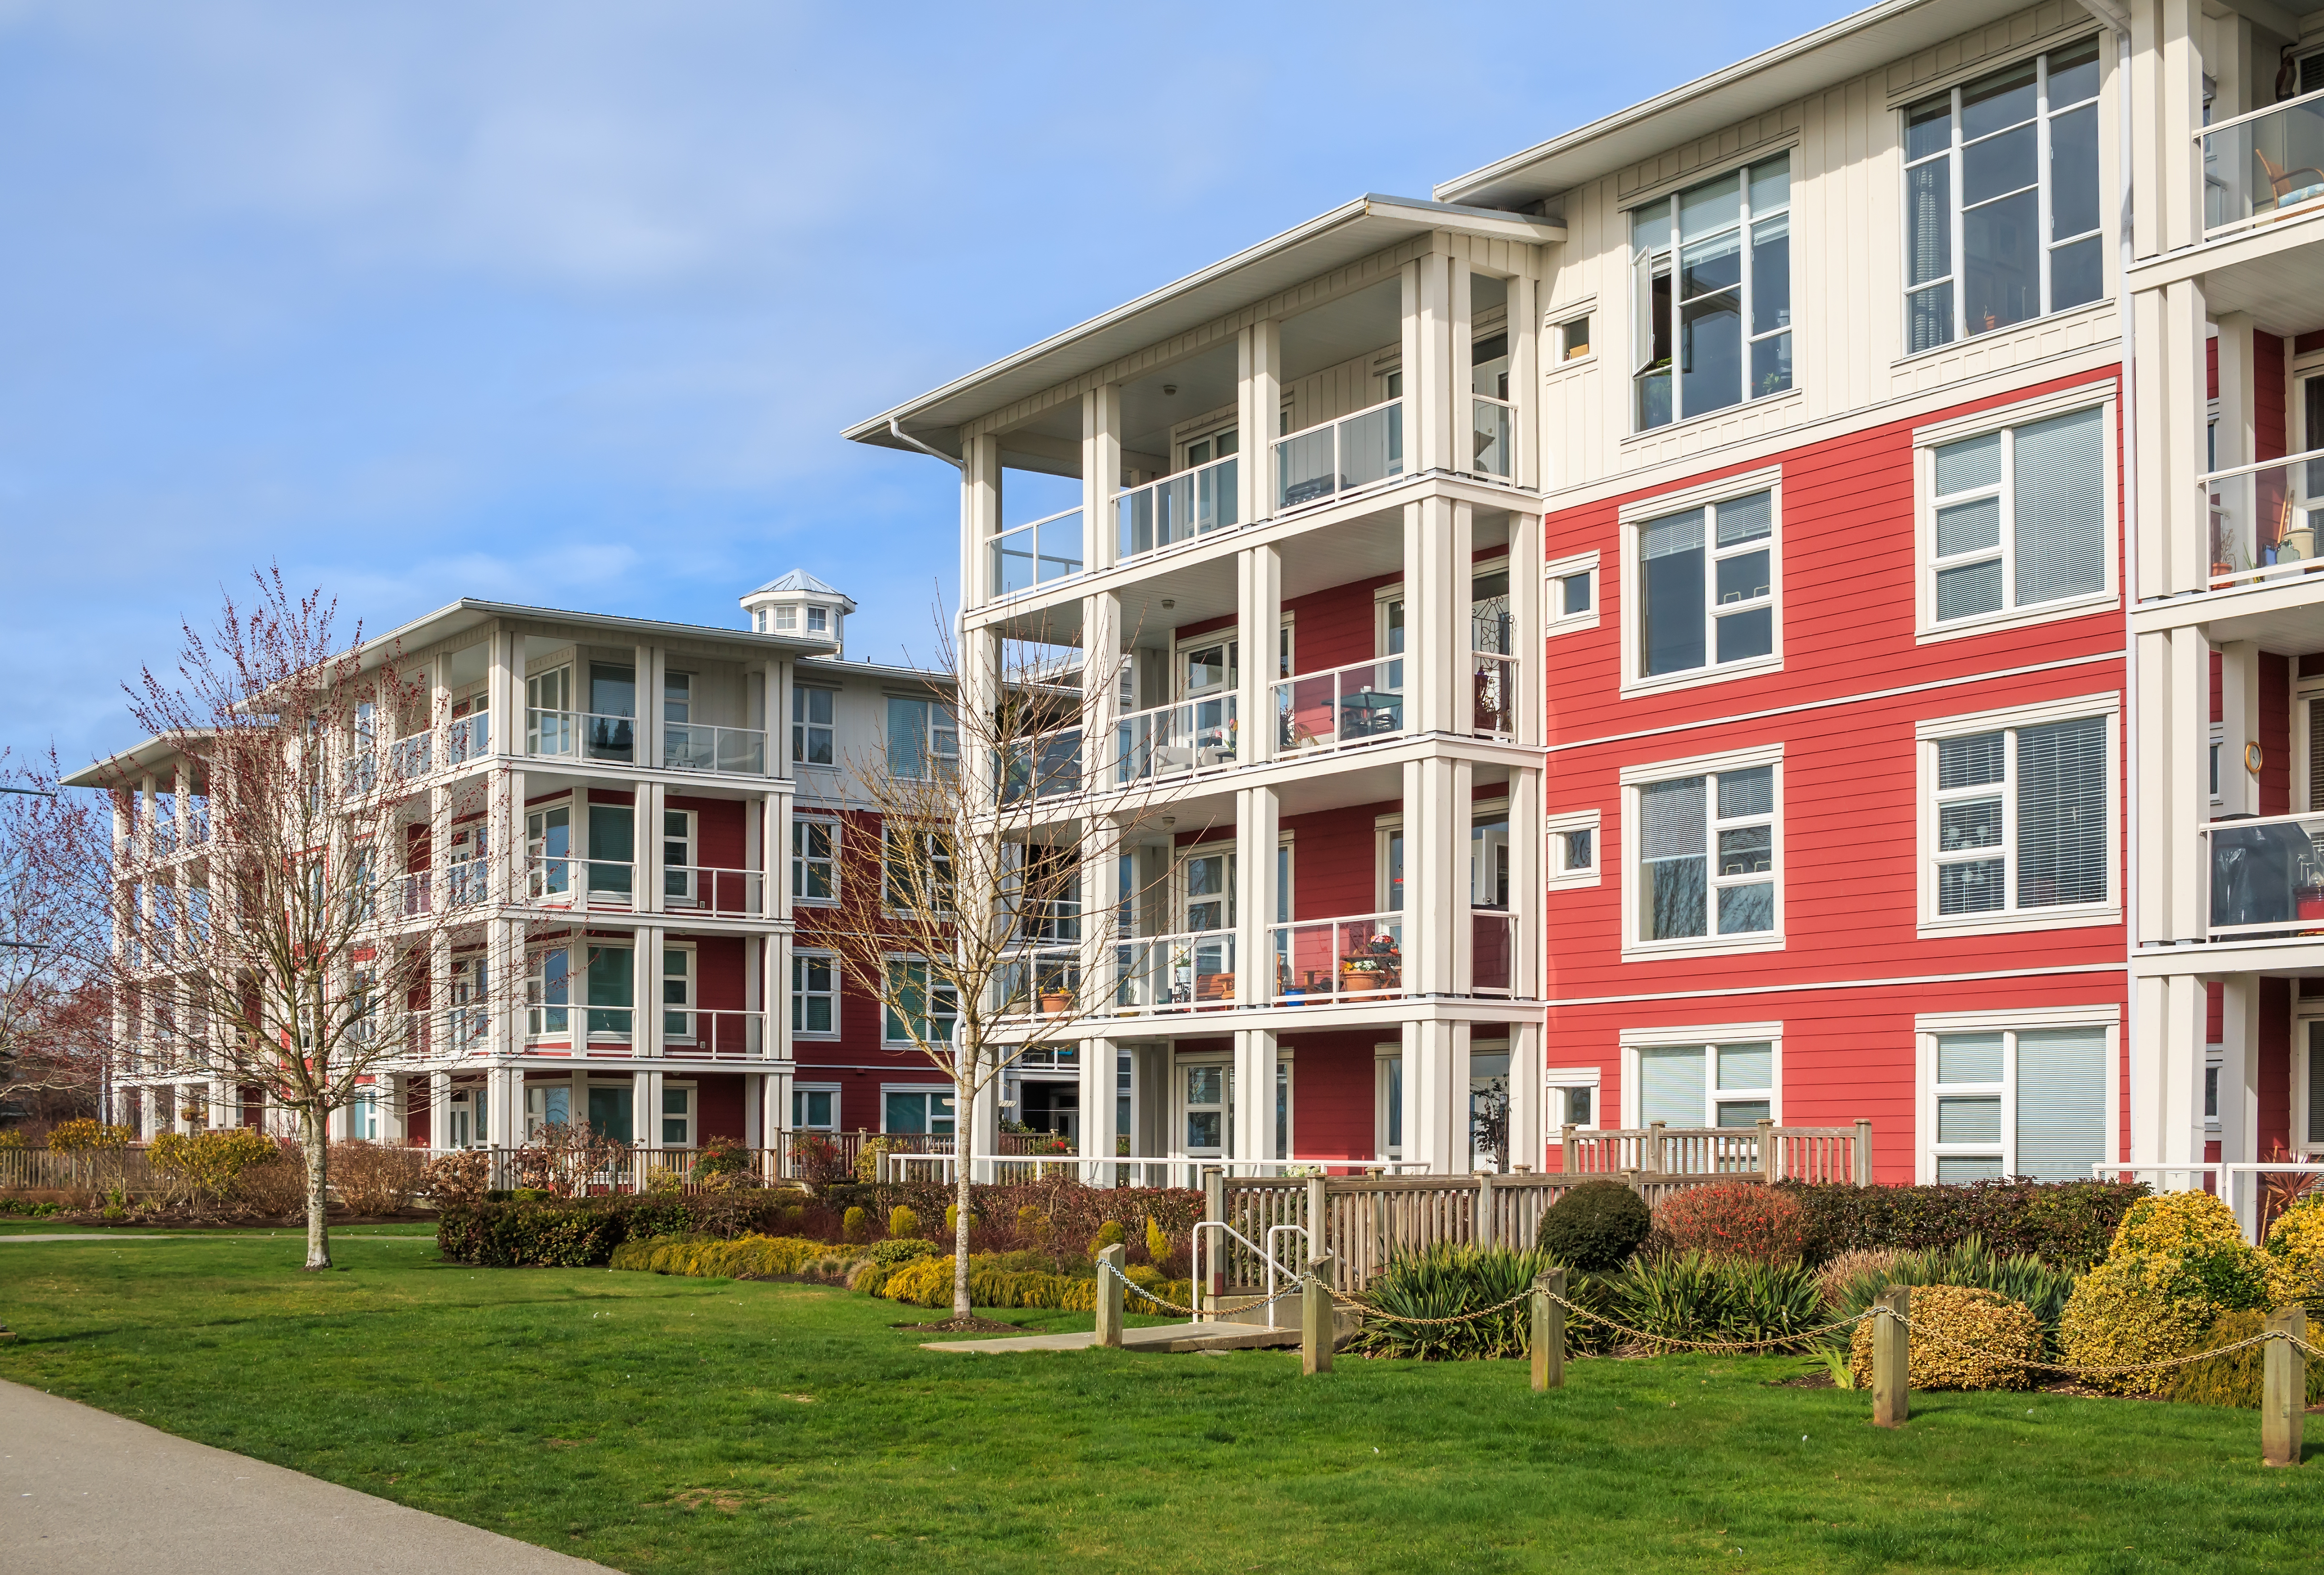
left=1098, top=1259, right=1307, bottom=1321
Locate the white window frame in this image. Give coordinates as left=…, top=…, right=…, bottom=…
left=790, top=946, right=840, bottom=1040
left=1619, top=741, right=1785, bottom=961
left=1627, top=152, right=1797, bottom=434
left=792, top=814, right=839, bottom=907
left=659, top=1080, right=697, bottom=1148
left=1177, top=1053, right=1230, bottom=1159
left=662, top=807, right=697, bottom=907
left=881, top=954, right=958, bottom=1047
left=1912, top=384, right=2118, bottom=642
left=885, top=694, right=959, bottom=781
left=1914, top=1005, right=2119, bottom=1182
left=1544, top=809, right=1602, bottom=890
left=1549, top=301, right=1596, bottom=367
left=2294, top=1014, right=2324, bottom=1157
left=1374, top=813, right=1404, bottom=913
left=791, top=1081, right=841, bottom=1133
left=792, top=685, right=836, bottom=768
left=1914, top=692, right=2120, bottom=938
left=1618, top=468, right=1784, bottom=698
left=1544, top=1065, right=1603, bottom=1132
left=1544, top=550, right=1600, bottom=635
left=879, top=1083, right=956, bottom=1138
left=1374, top=1042, right=1404, bottom=1161
left=1619, top=1024, right=1783, bottom=1127
left=661, top=942, right=695, bottom=1045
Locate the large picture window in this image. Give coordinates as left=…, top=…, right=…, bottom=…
left=1635, top=1039, right=1778, bottom=1128
left=1925, top=1022, right=2107, bottom=1181
left=1903, top=41, right=2103, bottom=354
left=882, top=957, right=958, bottom=1046
left=791, top=950, right=839, bottom=1038
left=1638, top=489, right=1775, bottom=679
left=792, top=686, right=834, bottom=767
left=886, top=696, right=958, bottom=781
left=1927, top=712, right=2109, bottom=920
left=793, top=817, right=837, bottom=904
left=1633, top=761, right=1778, bottom=945
left=1632, top=153, right=1792, bottom=431
left=1927, top=405, right=2108, bottom=625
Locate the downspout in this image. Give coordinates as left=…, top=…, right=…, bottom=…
left=889, top=415, right=965, bottom=472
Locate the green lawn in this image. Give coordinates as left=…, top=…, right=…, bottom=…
left=2, top=1232, right=2318, bottom=1574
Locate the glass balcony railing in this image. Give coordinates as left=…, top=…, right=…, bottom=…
left=527, top=855, right=636, bottom=911
left=2201, top=86, right=2324, bottom=237
left=1272, top=658, right=1404, bottom=754
left=2206, top=447, right=2324, bottom=589
left=1270, top=913, right=1401, bottom=1001
left=1113, top=928, right=1237, bottom=1012
left=1114, top=694, right=1237, bottom=785
left=1116, top=454, right=1238, bottom=561
left=1274, top=399, right=1403, bottom=511
left=527, top=709, right=636, bottom=764
left=998, top=946, right=1082, bottom=1016
left=447, top=712, right=490, bottom=764
left=664, top=722, right=768, bottom=776
left=2207, top=812, right=2324, bottom=939
left=663, top=864, right=765, bottom=917
left=389, top=733, right=432, bottom=782
left=1472, top=394, right=1515, bottom=479
left=1000, top=727, right=1082, bottom=804
left=990, top=506, right=1084, bottom=597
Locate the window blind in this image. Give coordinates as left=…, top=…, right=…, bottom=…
left=2308, top=697, right=2324, bottom=812
left=1640, top=776, right=1708, bottom=939
left=1639, top=1046, right=1706, bottom=1126
left=2017, top=716, right=2106, bottom=908
left=2308, top=1024, right=2324, bottom=1147
left=1717, top=1041, right=1772, bottom=1091
left=2015, top=1025, right=2106, bottom=1181
left=2012, top=407, right=2106, bottom=606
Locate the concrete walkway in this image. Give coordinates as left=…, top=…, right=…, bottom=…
left=0, top=1381, right=618, bottom=1575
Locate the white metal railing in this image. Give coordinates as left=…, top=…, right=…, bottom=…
left=881, top=1151, right=1431, bottom=1189
left=2205, top=446, right=2324, bottom=589
left=2204, top=810, right=2324, bottom=939
left=1193, top=1220, right=1305, bottom=1327
left=1000, top=726, right=1082, bottom=804
left=663, top=722, right=768, bottom=776
left=2199, top=85, right=2324, bottom=238
left=527, top=855, right=639, bottom=911
left=1115, top=452, right=1239, bottom=561
left=1115, top=693, right=1237, bottom=785
left=1113, top=927, right=1237, bottom=1012
left=1471, top=393, right=1515, bottom=479
left=1272, top=658, right=1404, bottom=754
left=661, top=864, right=765, bottom=917
left=990, top=506, right=1084, bottom=598
left=527, top=708, right=640, bottom=765
left=2096, top=1161, right=2324, bottom=1243
left=1271, top=912, right=1401, bottom=1002
left=1274, top=398, right=1404, bottom=511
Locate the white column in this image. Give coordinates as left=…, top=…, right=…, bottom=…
left=1507, top=1019, right=1544, bottom=1171
left=1083, top=591, right=1123, bottom=785
left=1406, top=1018, right=1462, bottom=1173
left=1237, top=321, right=1282, bottom=520
left=490, top=1064, right=521, bottom=1149
left=1235, top=785, right=1280, bottom=1005
left=2218, top=642, right=2259, bottom=818
left=1401, top=251, right=1457, bottom=475
left=1508, top=767, right=1541, bottom=1000
left=1401, top=758, right=1461, bottom=996
left=633, top=642, right=657, bottom=775
left=383, top=1074, right=408, bottom=1143
left=1232, top=1028, right=1276, bottom=1170
left=963, top=433, right=1002, bottom=611
left=638, top=1067, right=663, bottom=1149
left=1238, top=545, right=1281, bottom=767
left=2214, top=312, right=2254, bottom=472
left=2220, top=975, right=2260, bottom=1231
left=1507, top=268, right=1541, bottom=490
left=1077, top=1035, right=1115, bottom=1179
left=1508, top=511, right=1542, bottom=748
left=1082, top=385, right=1122, bottom=571
left=742, top=1072, right=763, bottom=1149
left=635, top=925, right=665, bottom=1060
left=429, top=1069, right=452, bottom=1148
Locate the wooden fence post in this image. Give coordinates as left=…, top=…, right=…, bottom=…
left=1477, top=1170, right=1496, bottom=1251
left=1872, top=1285, right=1910, bottom=1428
left=1645, top=1121, right=1666, bottom=1176
left=1372, top=1188, right=1390, bottom=1285
left=1201, top=1166, right=1224, bottom=1320
left=1531, top=1267, right=1566, bottom=1392
left=1302, top=1253, right=1337, bottom=1375
left=1853, top=1119, right=1873, bottom=1187
left=2264, top=1305, right=2306, bottom=1467
left=1095, top=1243, right=1126, bottom=1349
left=1756, top=1117, right=1778, bottom=1184
left=1306, top=1174, right=1329, bottom=1286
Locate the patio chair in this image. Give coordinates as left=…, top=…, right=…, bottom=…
left=2256, top=149, right=2324, bottom=215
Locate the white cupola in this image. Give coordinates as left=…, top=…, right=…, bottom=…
left=741, top=569, right=855, bottom=654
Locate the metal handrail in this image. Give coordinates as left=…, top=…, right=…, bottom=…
left=2197, top=443, right=2324, bottom=487
left=1193, top=1220, right=1304, bottom=1326
left=2192, top=82, right=2324, bottom=141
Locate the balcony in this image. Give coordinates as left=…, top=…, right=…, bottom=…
left=447, top=712, right=490, bottom=764
left=527, top=709, right=767, bottom=776
left=1271, top=913, right=1401, bottom=1001
left=1001, top=727, right=1083, bottom=804
left=1114, top=694, right=1237, bottom=786
left=527, top=857, right=766, bottom=918
left=518, top=1004, right=770, bottom=1061
left=2206, top=812, right=2324, bottom=940
left=2202, top=87, right=2324, bottom=240
left=1115, top=453, right=1238, bottom=564
left=990, top=506, right=1085, bottom=598
left=396, top=857, right=489, bottom=917
left=2206, top=448, right=2324, bottom=590
left=1113, top=928, right=1237, bottom=1012
left=1274, top=399, right=1403, bottom=512
left=1274, top=658, right=1404, bottom=754
left=664, top=721, right=767, bottom=776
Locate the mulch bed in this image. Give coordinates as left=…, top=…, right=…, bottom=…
left=890, top=1317, right=1024, bottom=1333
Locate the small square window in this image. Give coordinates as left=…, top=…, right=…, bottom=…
left=1546, top=811, right=1601, bottom=890
left=1561, top=572, right=1592, bottom=615
left=1564, top=828, right=1594, bottom=869
left=1560, top=315, right=1592, bottom=360
left=1545, top=553, right=1601, bottom=636
left=807, top=606, right=828, bottom=633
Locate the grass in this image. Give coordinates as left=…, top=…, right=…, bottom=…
left=3, top=1232, right=2322, bottom=1574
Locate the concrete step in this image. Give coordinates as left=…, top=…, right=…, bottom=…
left=920, top=1309, right=1358, bottom=1356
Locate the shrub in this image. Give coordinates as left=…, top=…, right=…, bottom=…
left=1847, top=1284, right=2042, bottom=1391
left=872, top=1252, right=1196, bottom=1314
left=787, top=1131, right=848, bottom=1187
left=1145, top=1214, right=1171, bottom=1263
left=609, top=1233, right=861, bottom=1281
left=889, top=1205, right=922, bottom=1240
left=2059, top=1254, right=2227, bottom=1395
left=1613, top=1253, right=1828, bottom=1351
left=47, top=1118, right=133, bottom=1153
left=1089, top=1219, right=1126, bottom=1256
left=2264, top=1196, right=2324, bottom=1304
left=841, top=1205, right=871, bottom=1242
left=233, top=1146, right=309, bottom=1217
left=1816, top=1247, right=1900, bottom=1311
left=690, top=1136, right=758, bottom=1191
left=437, top=1194, right=804, bottom=1266
left=1782, top=1179, right=2145, bottom=1269
left=872, top=1237, right=935, bottom=1267
left=854, top=1136, right=904, bottom=1185
left=419, top=1149, right=492, bottom=1210
left=150, top=1127, right=280, bottom=1211
left=0, top=1198, right=63, bottom=1217
left=333, top=1140, right=426, bottom=1216
left=1653, top=1182, right=1806, bottom=1263
left=945, top=1204, right=958, bottom=1236
left=2166, top=1307, right=2324, bottom=1408
left=1825, top=1237, right=2077, bottom=1348
left=1349, top=1244, right=1558, bottom=1360
left=1537, top=1180, right=1652, bottom=1271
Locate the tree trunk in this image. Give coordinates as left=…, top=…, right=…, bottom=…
left=953, top=1069, right=973, bottom=1322
left=301, top=1104, right=332, bottom=1271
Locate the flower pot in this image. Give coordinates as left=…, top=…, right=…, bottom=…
left=1039, top=992, right=1071, bottom=1015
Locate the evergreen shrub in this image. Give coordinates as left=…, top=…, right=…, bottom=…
left=1536, top=1179, right=1652, bottom=1271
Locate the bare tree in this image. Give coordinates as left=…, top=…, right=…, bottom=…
left=0, top=763, right=107, bottom=1128
left=816, top=612, right=1182, bottom=1325
left=40, top=569, right=503, bottom=1268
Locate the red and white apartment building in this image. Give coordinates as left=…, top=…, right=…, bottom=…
left=89, top=0, right=2324, bottom=1217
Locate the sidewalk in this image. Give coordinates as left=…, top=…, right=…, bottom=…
left=0, top=1381, right=619, bottom=1575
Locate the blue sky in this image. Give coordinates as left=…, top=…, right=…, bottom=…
left=0, top=0, right=1849, bottom=765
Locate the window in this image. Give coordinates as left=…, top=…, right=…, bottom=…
left=807, top=606, right=829, bottom=634
left=1546, top=810, right=1601, bottom=890
left=1182, top=423, right=1238, bottom=470
left=662, top=809, right=695, bottom=904
left=1627, top=1033, right=1779, bottom=1127
left=1558, top=314, right=1592, bottom=362
left=662, top=946, right=692, bottom=1041
left=660, top=1083, right=695, bottom=1147
left=1545, top=552, right=1599, bottom=635
left=1904, top=42, right=2102, bottom=354
left=1632, top=153, right=1792, bottom=430
left=1923, top=1021, right=2108, bottom=1181
left=527, top=947, right=571, bottom=1037
left=1922, top=703, right=2111, bottom=929
left=883, top=825, right=954, bottom=915
left=1179, top=847, right=1233, bottom=932
left=793, top=686, right=834, bottom=767
left=664, top=672, right=690, bottom=726
left=1926, top=404, right=2108, bottom=627
left=348, top=1092, right=379, bottom=1140
left=886, top=695, right=958, bottom=780
left=1634, top=487, right=1776, bottom=686
left=882, top=1087, right=955, bottom=1136
left=1630, top=757, right=1778, bottom=947
left=1470, top=813, right=1511, bottom=908
left=1183, top=1062, right=1227, bottom=1155
left=793, top=816, right=837, bottom=904
left=792, top=950, right=839, bottom=1038
left=526, top=803, right=571, bottom=896
left=1375, top=1048, right=1403, bottom=1160
left=882, top=957, right=958, bottom=1046
left=587, top=803, right=634, bottom=899
left=1546, top=1070, right=1600, bottom=1131
left=792, top=1084, right=839, bottom=1132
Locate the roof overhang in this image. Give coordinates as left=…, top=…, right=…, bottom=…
left=345, top=598, right=838, bottom=674
left=1432, top=0, right=2061, bottom=211
left=62, top=735, right=204, bottom=790
left=843, top=195, right=1565, bottom=459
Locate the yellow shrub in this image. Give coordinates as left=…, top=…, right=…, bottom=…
left=2110, top=1190, right=2243, bottom=1259
left=2059, top=1254, right=2222, bottom=1396
left=2263, top=1201, right=2324, bottom=1305
left=2167, top=1307, right=2324, bottom=1409
left=1145, top=1214, right=1170, bottom=1263
left=1847, top=1285, right=2043, bottom=1392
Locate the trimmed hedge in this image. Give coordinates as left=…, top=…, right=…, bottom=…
left=608, top=1233, right=870, bottom=1282
left=874, top=1252, right=1194, bottom=1313
left=436, top=1194, right=800, bottom=1267
left=1781, top=1179, right=2146, bottom=1269
left=817, top=1179, right=1204, bottom=1243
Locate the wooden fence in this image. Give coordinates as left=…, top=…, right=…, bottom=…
left=1560, top=1119, right=1870, bottom=1186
